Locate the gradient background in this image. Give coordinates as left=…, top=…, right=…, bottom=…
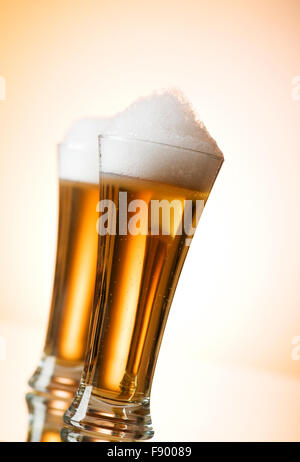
left=0, top=0, right=300, bottom=441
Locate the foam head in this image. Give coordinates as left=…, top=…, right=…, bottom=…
left=59, top=118, right=110, bottom=184
left=102, top=90, right=224, bottom=191
left=108, top=89, right=223, bottom=158
left=58, top=90, right=223, bottom=189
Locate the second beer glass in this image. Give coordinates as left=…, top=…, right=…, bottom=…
left=29, top=140, right=100, bottom=396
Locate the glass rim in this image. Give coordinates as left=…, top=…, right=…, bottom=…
left=98, top=134, right=224, bottom=162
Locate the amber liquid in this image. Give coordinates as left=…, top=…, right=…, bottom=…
left=44, top=180, right=99, bottom=364
left=84, top=174, right=208, bottom=401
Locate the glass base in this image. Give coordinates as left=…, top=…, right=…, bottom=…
left=62, top=385, right=154, bottom=442
left=28, top=353, right=82, bottom=399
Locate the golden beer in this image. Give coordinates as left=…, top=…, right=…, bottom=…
left=29, top=178, right=99, bottom=393
left=44, top=180, right=98, bottom=363
left=85, top=174, right=207, bottom=400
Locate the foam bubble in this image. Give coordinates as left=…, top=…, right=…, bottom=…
left=59, top=118, right=110, bottom=184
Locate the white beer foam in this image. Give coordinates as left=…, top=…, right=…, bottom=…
left=100, top=136, right=221, bottom=192
left=59, top=90, right=223, bottom=188
left=102, top=89, right=223, bottom=190
left=108, top=89, right=223, bottom=158
left=59, top=118, right=110, bottom=184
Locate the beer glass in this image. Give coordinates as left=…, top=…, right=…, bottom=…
left=63, top=135, right=223, bottom=441
left=29, top=141, right=100, bottom=396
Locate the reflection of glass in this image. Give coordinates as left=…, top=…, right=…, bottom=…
left=63, top=136, right=223, bottom=441
left=26, top=392, right=71, bottom=442
left=29, top=143, right=99, bottom=396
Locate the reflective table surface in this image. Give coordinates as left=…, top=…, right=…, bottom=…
left=1, top=320, right=300, bottom=442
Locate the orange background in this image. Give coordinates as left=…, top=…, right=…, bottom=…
left=0, top=0, right=299, bottom=441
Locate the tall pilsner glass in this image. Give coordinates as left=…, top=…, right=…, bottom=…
left=63, top=135, right=223, bottom=441
left=28, top=141, right=99, bottom=397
